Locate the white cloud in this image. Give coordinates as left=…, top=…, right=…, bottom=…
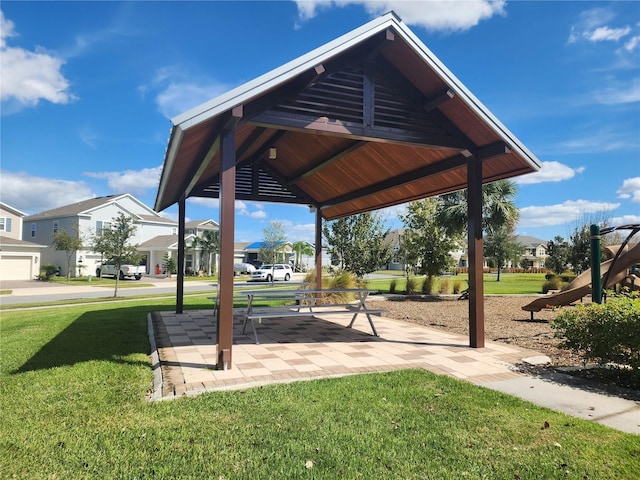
left=616, top=177, right=640, bottom=203
left=0, top=11, right=75, bottom=113
left=83, top=166, right=162, bottom=196
left=514, top=161, right=584, bottom=185
left=275, top=218, right=316, bottom=243
left=142, top=65, right=230, bottom=119
left=592, top=77, right=640, bottom=105
left=0, top=170, right=95, bottom=214
left=588, top=25, right=631, bottom=42
left=188, top=197, right=220, bottom=209
left=0, top=9, right=15, bottom=48
left=294, top=0, right=506, bottom=32
left=568, top=7, right=625, bottom=44
left=609, top=214, right=640, bottom=226
left=519, top=199, right=620, bottom=228
left=556, top=128, right=640, bottom=154
left=624, top=35, right=640, bottom=52
left=238, top=203, right=267, bottom=219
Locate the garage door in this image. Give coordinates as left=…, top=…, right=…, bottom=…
left=0, top=256, right=33, bottom=281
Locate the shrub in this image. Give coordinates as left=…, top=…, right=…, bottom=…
left=542, top=276, right=562, bottom=294
left=39, top=264, right=60, bottom=280
left=452, top=278, right=463, bottom=294
left=551, top=293, right=640, bottom=373
left=439, top=278, right=451, bottom=294
left=421, top=276, right=435, bottom=294
left=405, top=277, right=419, bottom=295
left=310, top=270, right=359, bottom=304
left=389, top=279, right=397, bottom=294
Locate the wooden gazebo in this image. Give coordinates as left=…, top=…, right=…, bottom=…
left=154, top=12, right=541, bottom=370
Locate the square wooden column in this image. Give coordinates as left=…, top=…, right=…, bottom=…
left=467, top=156, right=485, bottom=348
left=217, top=125, right=236, bottom=370
left=315, top=208, right=323, bottom=290
left=176, top=197, right=186, bottom=313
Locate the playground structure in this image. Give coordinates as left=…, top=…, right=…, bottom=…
left=522, top=224, right=640, bottom=319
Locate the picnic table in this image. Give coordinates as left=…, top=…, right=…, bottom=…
left=239, top=288, right=383, bottom=344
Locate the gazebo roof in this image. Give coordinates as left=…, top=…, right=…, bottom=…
left=155, top=11, right=540, bottom=220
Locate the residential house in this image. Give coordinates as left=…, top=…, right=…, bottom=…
left=22, top=193, right=218, bottom=278
left=517, top=235, right=548, bottom=269
left=140, top=219, right=220, bottom=275
left=0, top=202, right=46, bottom=280
left=385, top=228, right=548, bottom=271
left=242, top=241, right=293, bottom=266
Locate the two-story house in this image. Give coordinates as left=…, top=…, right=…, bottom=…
left=517, top=235, right=548, bottom=269
left=0, top=202, right=46, bottom=280
left=22, top=193, right=219, bottom=278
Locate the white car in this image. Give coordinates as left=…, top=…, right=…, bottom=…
left=233, top=263, right=256, bottom=276
left=250, top=264, right=292, bottom=282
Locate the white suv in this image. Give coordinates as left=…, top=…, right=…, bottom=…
left=250, top=264, right=292, bottom=282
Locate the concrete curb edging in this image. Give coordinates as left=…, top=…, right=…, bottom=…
left=147, top=313, right=164, bottom=401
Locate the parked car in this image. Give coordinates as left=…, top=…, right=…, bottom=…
left=250, top=264, right=292, bottom=282
left=96, top=262, right=145, bottom=280
left=234, top=262, right=256, bottom=276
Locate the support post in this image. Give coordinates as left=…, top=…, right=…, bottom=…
left=467, top=156, right=485, bottom=348
left=217, top=126, right=236, bottom=370
left=176, top=197, right=186, bottom=313
left=590, top=224, right=602, bottom=304
left=315, top=208, right=323, bottom=290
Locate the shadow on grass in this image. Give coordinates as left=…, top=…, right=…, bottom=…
left=13, top=304, right=181, bottom=374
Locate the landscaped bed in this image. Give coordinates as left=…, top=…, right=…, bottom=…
left=366, top=294, right=639, bottom=390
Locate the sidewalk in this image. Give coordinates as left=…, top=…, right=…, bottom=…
left=148, top=308, right=640, bottom=435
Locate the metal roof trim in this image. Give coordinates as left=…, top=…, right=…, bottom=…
left=393, top=20, right=541, bottom=170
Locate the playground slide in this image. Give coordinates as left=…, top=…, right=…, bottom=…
left=522, top=241, right=640, bottom=313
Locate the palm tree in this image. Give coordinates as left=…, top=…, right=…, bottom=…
left=291, top=241, right=314, bottom=272
left=190, top=230, right=219, bottom=276
left=436, top=179, right=520, bottom=237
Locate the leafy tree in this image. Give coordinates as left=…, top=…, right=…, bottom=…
left=51, top=226, right=83, bottom=282
left=190, top=230, right=219, bottom=275
left=162, top=252, right=177, bottom=278
left=483, top=226, right=525, bottom=281
left=92, top=213, right=141, bottom=297
left=292, top=241, right=314, bottom=272
left=399, top=198, right=459, bottom=282
left=323, top=211, right=391, bottom=278
left=259, top=221, right=288, bottom=265
left=547, top=235, right=570, bottom=274
left=567, top=214, right=612, bottom=274
left=568, top=224, right=591, bottom=274
left=436, top=179, right=520, bottom=237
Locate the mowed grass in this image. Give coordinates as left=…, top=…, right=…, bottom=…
left=2, top=296, right=639, bottom=479
left=366, top=273, right=548, bottom=295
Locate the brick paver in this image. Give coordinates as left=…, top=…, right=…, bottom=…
left=149, top=309, right=539, bottom=399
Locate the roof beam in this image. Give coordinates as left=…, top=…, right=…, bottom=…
left=423, top=89, right=455, bottom=111
left=320, top=153, right=468, bottom=210
left=477, top=141, right=511, bottom=161
left=182, top=106, right=243, bottom=199
left=247, top=111, right=469, bottom=150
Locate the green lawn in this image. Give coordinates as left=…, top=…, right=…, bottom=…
left=366, top=273, right=548, bottom=295
left=1, top=296, right=638, bottom=478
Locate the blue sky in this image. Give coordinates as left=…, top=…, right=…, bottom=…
left=1, top=1, right=639, bottom=244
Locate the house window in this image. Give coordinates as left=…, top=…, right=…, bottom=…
left=96, top=221, right=111, bottom=236
left=53, top=221, right=59, bottom=234
left=0, top=217, right=9, bottom=232
left=172, top=228, right=177, bottom=235
left=31, top=223, right=36, bottom=238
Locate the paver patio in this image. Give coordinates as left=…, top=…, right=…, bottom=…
left=148, top=307, right=542, bottom=400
